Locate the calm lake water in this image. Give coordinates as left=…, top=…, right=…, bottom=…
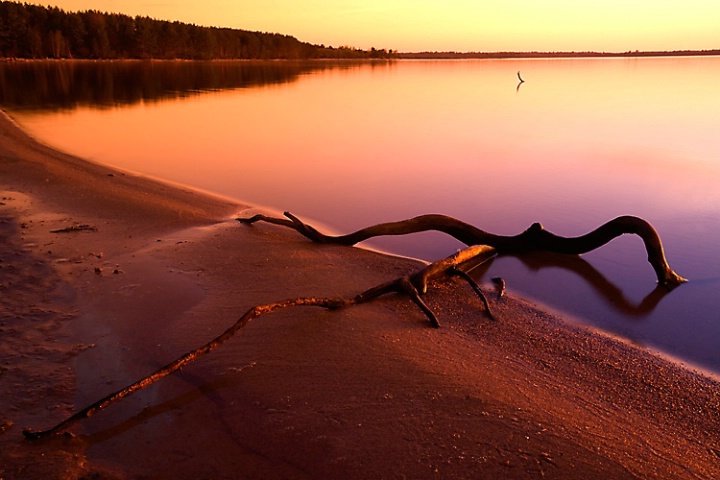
left=2, top=58, right=720, bottom=375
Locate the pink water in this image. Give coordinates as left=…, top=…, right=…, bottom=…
left=7, top=58, right=720, bottom=374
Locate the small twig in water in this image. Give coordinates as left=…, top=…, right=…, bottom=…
left=492, top=277, right=506, bottom=299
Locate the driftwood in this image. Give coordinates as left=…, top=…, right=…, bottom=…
left=239, top=212, right=687, bottom=288
left=23, top=245, right=496, bottom=440
left=24, top=213, right=685, bottom=439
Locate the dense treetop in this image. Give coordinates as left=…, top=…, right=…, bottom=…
left=0, top=1, right=395, bottom=60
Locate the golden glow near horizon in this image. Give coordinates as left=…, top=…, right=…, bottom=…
left=31, top=1, right=719, bottom=53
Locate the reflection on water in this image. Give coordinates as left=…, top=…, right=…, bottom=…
left=483, top=251, right=676, bottom=316
left=0, top=60, right=359, bottom=111
left=3, top=58, right=720, bottom=375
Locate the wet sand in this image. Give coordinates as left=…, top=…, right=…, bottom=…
left=1, top=109, right=719, bottom=479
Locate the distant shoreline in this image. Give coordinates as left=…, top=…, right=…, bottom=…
left=397, top=49, right=720, bottom=59
left=2, top=49, right=719, bottom=62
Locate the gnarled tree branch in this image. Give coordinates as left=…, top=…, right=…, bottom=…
left=24, top=211, right=686, bottom=439
left=239, top=212, right=687, bottom=288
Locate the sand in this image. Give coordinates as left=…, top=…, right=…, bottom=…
left=1, top=108, right=719, bottom=479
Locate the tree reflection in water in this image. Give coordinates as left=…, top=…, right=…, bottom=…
left=0, top=60, right=358, bottom=111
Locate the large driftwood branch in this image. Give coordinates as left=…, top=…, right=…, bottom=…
left=239, top=212, right=687, bottom=288
left=23, top=245, right=496, bottom=440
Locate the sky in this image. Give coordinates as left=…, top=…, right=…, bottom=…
left=30, top=1, right=720, bottom=53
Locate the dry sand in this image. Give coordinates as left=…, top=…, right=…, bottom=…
left=1, top=109, right=719, bottom=479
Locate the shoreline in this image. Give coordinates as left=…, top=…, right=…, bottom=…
left=2, top=49, right=720, bottom=63
left=1, top=109, right=720, bottom=479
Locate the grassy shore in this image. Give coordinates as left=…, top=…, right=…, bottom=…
left=1, top=109, right=719, bottom=479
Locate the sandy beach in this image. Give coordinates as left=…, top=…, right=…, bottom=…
left=1, top=108, right=719, bottom=479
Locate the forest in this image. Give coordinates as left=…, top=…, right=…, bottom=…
left=0, top=2, right=395, bottom=60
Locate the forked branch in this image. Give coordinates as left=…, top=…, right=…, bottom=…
left=23, top=245, right=496, bottom=440
left=239, top=212, right=686, bottom=288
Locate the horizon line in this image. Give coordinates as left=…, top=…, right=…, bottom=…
left=396, top=49, right=720, bottom=58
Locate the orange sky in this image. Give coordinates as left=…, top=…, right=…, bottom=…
left=34, top=1, right=720, bottom=53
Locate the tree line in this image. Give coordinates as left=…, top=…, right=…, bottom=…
left=0, top=2, right=395, bottom=60
left=398, top=50, right=720, bottom=59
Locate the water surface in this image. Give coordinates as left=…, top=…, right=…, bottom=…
left=3, top=58, right=719, bottom=374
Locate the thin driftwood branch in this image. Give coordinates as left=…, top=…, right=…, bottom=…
left=23, top=298, right=339, bottom=440
left=451, top=268, right=495, bottom=320
left=23, top=245, right=496, bottom=440
left=239, top=212, right=687, bottom=288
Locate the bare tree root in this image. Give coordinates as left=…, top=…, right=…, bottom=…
left=23, top=245, right=496, bottom=440
left=239, top=212, right=687, bottom=288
